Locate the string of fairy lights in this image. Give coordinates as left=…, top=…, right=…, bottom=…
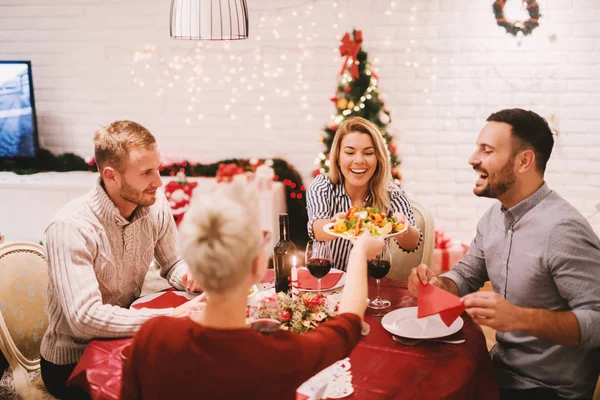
left=130, top=0, right=557, bottom=142
left=131, top=0, right=330, bottom=129
left=129, top=1, right=440, bottom=130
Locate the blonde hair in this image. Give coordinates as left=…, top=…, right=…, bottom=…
left=328, top=116, right=393, bottom=213
left=179, top=179, right=263, bottom=293
left=93, top=120, right=156, bottom=173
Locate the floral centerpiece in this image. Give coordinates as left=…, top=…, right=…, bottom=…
left=252, top=292, right=336, bottom=334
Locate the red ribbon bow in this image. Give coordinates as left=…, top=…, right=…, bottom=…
left=338, top=30, right=363, bottom=79
left=434, top=230, right=452, bottom=250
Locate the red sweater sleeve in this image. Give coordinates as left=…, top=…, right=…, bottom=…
left=294, top=313, right=362, bottom=379
left=121, top=317, right=164, bottom=400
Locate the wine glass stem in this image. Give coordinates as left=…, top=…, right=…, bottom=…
left=376, top=279, right=381, bottom=301
left=318, top=278, right=322, bottom=295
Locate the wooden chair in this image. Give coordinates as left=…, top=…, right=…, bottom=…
left=388, top=199, right=435, bottom=281
left=0, top=242, right=49, bottom=399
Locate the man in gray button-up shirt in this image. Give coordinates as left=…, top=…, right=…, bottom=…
left=409, top=109, right=600, bottom=400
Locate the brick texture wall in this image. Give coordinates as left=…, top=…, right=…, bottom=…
left=1, top=0, right=598, bottom=241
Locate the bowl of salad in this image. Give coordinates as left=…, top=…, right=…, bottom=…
left=323, top=207, right=407, bottom=239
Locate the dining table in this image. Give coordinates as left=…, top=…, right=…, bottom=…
left=67, top=277, right=499, bottom=400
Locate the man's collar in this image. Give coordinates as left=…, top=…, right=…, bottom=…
left=501, top=182, right=551, bottom=221
left=89, top=178, right=150, bottom=226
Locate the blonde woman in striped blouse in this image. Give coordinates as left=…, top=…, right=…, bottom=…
left=307, top=117, right=421, bottom=271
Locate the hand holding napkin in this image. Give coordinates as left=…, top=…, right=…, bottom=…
left=417, top=282, right=465, bottom=327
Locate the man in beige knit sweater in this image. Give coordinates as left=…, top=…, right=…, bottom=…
left=40, top=120, right=204, bottom=399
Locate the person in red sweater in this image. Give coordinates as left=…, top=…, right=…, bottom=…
left=121, top=178, right=383, bottom=400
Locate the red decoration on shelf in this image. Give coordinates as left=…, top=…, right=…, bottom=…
left=164, top=180, right=198, bottom=226
left=215, top=163, right=245, bottom=183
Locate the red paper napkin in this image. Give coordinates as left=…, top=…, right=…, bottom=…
left=131, top=290, right=189, bottom=310
left=261, top=269, right=343, bottom=290
left=298, top=269, right=342, bottom=290
left=417, top=282, right=465, bottom=327
left=262, top=269, right=274, bottom=283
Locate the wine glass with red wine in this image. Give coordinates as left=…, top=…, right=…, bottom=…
left=305, top=240, right=332, bottom=295
left=367, top=242, right=392, bottom=310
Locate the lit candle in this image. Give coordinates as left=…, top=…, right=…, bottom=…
left=291, top=256, right=299, bottom=298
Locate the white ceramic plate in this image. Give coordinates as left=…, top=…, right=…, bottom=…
left=298, top=267, right=346, bottom=292
left=381, top=306, right=463, bottom=339
left=248, top=284, right=259, bottom=298
left=323, top=222, right=407, bottom=240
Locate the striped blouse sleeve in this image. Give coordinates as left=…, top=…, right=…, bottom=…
left=306, top=174, right=333, bottom=239
left=389, top=185, right=415, bottom=225
left=389, top=186, right=422, bottom=253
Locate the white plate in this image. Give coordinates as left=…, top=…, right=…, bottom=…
left=298, top=267, right=346, bottom=292
left=381, top=307, right=463, bottom=339
left=131, top=290, right=198, bottom=308
left=248, top=284, right=259, bottom=299
left=323, top=222, right=407, bottom=240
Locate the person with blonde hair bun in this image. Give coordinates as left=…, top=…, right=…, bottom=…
left=307, top=116, right=422, bottom=271
left=122, top=179, right=384, bottom=400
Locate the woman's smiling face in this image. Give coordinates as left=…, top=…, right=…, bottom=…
left=338, top=132, right=377, bottom=190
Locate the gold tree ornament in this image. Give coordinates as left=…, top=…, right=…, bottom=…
left=336, top=98, right=348, bottom=109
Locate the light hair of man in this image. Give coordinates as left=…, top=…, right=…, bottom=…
left=93, top=120, right=157, bottom=174
left=179, top=179, right=263, bottom=294
left=328, top=116, right=394, bottom=213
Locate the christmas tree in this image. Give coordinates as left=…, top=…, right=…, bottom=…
left=314, top=30, right=402, bottom=183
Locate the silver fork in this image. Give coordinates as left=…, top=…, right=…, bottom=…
left=392, top=335, right=465, bottom=346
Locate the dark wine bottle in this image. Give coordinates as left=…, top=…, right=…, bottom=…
left=273, top=213, right=297, bottom=293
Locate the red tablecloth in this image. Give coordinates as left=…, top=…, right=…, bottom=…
left=68, top=279, right=499, bottom=400
left=349, top=279, right=498, bottom=399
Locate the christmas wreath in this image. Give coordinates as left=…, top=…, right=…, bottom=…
left=493, top=0, right=540, bottom=36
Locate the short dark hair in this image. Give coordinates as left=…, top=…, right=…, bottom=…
left=487, top=108, right=554, bottom=174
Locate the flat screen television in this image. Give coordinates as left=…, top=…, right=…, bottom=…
left=0, top=61, right=39, bottom=161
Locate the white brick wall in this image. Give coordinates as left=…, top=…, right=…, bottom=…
left=1, top=0, right=599, bottom=241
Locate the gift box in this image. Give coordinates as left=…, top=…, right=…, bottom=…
left=431, top=230, right=469, bottom=275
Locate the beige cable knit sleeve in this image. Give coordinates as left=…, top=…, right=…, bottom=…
left=45, top=220, right=174, bottom=340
